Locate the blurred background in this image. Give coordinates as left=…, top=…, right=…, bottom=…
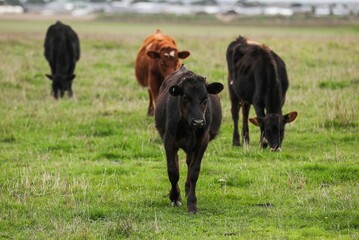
left=1, top=0, right=359, bottom=19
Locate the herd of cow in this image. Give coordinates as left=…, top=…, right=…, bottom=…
left=44, top=21, right=298, bottom=213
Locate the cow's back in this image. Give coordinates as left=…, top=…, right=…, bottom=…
left=44, top=21, right=80, bottom=64
left=226, top=39, right=245, bottom=82
left=228, top=37, right=286, bottom=104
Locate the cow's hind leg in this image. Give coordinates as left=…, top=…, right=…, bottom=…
left=147, top=89, right=154, bottom=116
left=231, top=96, right=241, bottom=146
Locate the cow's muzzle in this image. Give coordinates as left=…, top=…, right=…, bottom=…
left=191, top=119, right=205, bottom=128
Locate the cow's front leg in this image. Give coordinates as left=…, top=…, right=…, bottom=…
left=186, top=140, right=208, bottom=213
left=253, top=101, right=267, bottom=148
left=68, top=85, right=73, bottom=98
left=52, top=86, right=59, bottom=99
left=260, top=127, right=268, bottom=149
left=164, top=137, right=181, bottom=207
left=242, top=102, right=251, bottom=145
left=185, top=153, right=194, bottom=197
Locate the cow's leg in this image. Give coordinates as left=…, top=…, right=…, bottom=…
left=148, top=75, right=163, bottom=116
left=230, top=96, right=241, bottom=146
left=253, top=100, right=267, bottom=148
left=147, top=89, right=154, bottom=116
left=260, top=127, right=268, bottom=149
left=242, top=102, right=251, bottom=145
left=169, top=153, right=181, bottom=206
left=68, top=85, right=73, bottom=98
left=52, top=85, right=59, bottom=99
left=185, top=153, right=194, bottom=197
left=164, top=135, right=181, bottom=206
left=68, top=63, right=75, bottom=98
left=60, top=90, right=65, bottom=98
left=186, top=139, right=208, bottom=213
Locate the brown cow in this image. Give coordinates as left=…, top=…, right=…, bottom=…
left=135, top=29, right=190, bottom=116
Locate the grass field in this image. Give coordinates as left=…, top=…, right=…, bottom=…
left=0, top=18, right=358, bottom=239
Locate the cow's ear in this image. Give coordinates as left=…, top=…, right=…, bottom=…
left=46, top=74, right=53, bottom=81
left=283, top=111, right=298, bottom=124
left=68, top=74, right=76, bottom=81
left=249, top=117, right=263, bottom=127
left=178, top=51, right=190, bottom=59
left=147, top=51, right=160, bottom=59
left=206, top=82, right=224, bottom=95
left=169, top=85, right=183, bottom=96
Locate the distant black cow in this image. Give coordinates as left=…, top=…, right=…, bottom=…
left=155, top=65, right=223, bottom=213
left=44, top=21, right=80, bottom=99
left=226, top=36, right=298, bottom=151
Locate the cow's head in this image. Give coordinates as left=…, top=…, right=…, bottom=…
left=249, top=112, right=298, bottom=151
left=46, top=74, right=75, bottom=99
left=147, top=47, right=190, bottom=77
left=169, top=74, right=223, bottom=129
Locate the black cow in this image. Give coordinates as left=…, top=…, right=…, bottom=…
left=155, top=65, right=223, bottom=213
left=44, top=21, right=80, bottom=99
left=226, top=36, right=298, bottom=151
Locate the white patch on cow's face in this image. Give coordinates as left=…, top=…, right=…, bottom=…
left=164, top=50, right=176, bottom=57
left=230, top=80, right=233, bottom=85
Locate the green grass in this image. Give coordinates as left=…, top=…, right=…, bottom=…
left=0, top=18, right=358, bottom=239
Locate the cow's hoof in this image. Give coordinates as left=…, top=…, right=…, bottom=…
left=147, top=108, right=154, bottom=117
left=261, top=142, right=268, bottom=149
left=187, top=204, right=198, bottom=214
left=232, top=140, right=240, bottom=147
left=270, top=147, right=282, bottom=152
left=171, top=201, right=182, bottom=207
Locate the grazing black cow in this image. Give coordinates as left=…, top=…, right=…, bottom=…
left=44, top=21, right=80, bottom=99
left=226, top=36, right=298, bottom=151
left=155, top=65, right=223, bottom=213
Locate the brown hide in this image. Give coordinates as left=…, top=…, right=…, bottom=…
left=135, top=29, right=190, bottom=116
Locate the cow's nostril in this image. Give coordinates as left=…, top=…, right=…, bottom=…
left=192, top=119, right=204, bottom=127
